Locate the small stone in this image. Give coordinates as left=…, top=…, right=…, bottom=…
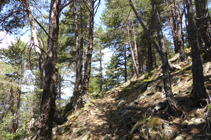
left=162, top=122, right=176, bottom=139
left=204, top=62, right=211, bottom=73
left=52, top=127, right=57, bottom=135
left=57, top=125, right=65, bottom=135
left=181, top=120, right=188, bottom=128
left=172, top=64, right=182, bottom=70
left=154, top=102, right=165, bottom=112
left=103, top=134, right=112, bottom=140
left=117, top=99, right=126, bottom=108
left=173, top=92, right=179, bottom=96
left=169, top=53, right=180, bottom=62
left=187, top=118, right=206, bottom=127
left=174, top=135, right=185, bottom=140
left=127, top=102, right=137, bottom=108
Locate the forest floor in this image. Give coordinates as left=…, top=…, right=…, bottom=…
left=53, top=53, right=211, bottom=140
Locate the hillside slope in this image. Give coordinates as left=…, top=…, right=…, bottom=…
left=53, top=54, right=211, bottom=140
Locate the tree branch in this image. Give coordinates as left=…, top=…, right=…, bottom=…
left=1, top=9, right=24, bottom=24
left=59, top=0, right=74, bottom=14
left=83, top=0, right=91, bottom=13
left=94, top=0, right=101, bottom=16
left=34, top=18, right=53, bottom=41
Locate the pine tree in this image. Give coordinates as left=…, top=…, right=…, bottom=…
left=185, top=0, right=208, bottom=105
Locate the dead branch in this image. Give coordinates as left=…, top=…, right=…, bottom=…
left=59, top=0, right=74, bottom=14
left=34, top=18, right=52, bottom=41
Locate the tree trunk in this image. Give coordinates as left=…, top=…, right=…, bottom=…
left=124, top=45, right=127, bottom=82
left=58, top=73, right=62, bottom=107
left=99, top=49, right=103, bottom=91
left=38, top=0, right=60, bottom=139
left=174, top=0, right=186, bottom=61
left=147, top=42, right=153, bottom=71
left=151, top=0, right=182, bottom=116
left=195, top=0, right=211, bottom=60
left=131, top=20, right=140, bottom=77
left=25, top=0, right=45, bottom=89
left=129, top=0, right=173, bottom=71
left=129, top=0, right=161, bottom=56
left=79, top=0, right=83, bottom=91
left=127, top=23, right=139, bottom=78
left=13, top=88, right=21, bottom=133
left=168, top=2, right=178, bottom=53
left=185, top=0, right=208, bottom=105
left=73, top=0, right=80, bottom=107
left=1, top=86, right=14, bottom=121
left=75, top=0, right=95, bottom=109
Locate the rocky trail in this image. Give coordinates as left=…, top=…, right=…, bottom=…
left=52, top=53, right=211, bottom=140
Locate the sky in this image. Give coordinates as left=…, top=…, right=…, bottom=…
left=0, top=31, right=16, bottom=49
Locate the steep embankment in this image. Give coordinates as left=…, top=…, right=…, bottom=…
left=53, top=53, right=211, bottom=140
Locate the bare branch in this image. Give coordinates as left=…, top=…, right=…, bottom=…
left=94, top=0, right=101, bottom=16
left=34, top=18, right=53, bottom=41
left=18, top=0, right=30, bottom=11
left=30, top=5, right=46, bottom=18
left=0, top=9, right=24, bottom=24
left=59, top=0, right=74, bottom=14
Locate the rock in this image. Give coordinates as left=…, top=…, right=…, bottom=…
left=174, top=135, right=185, bottom=140
left=172, top=64, right=182, bottom=70
left=80, top=131, right=90, bottom=140
left=127, top=102, right=138, bottom=108
left=189, top=113, right=195, bottom=118
left=103, top=134, right=112, bottom=140
left=169, top=53, right=180, bottom=62
left=130, top=122, right=142, bottom=134
left=137, top=94, right=147, bottom=101
left=140, top=125, right=150, bottom=140
left=71, top=128, right=80, bottom=138
left=147, top=86, right=156, bottom=93
left=181, top=120, right=188, bottom=129
left=57, top=125, right=66, bottom=135
left=206, top=84, right=211, bottom=90
left=173, top=92, right=179, bottom=96
left=117, top=99, right=126, bottom=108
left=154, top=102, right=165, bottom=112
left=172, top=75, right=181, bottom=84
left=75, top=110, right=82, bottom=116
left=122, top=109, right=131, bottom=115
left=52, top=125, right=66, bottom=135
left=84, top=120, right=89, bottom=126
left=68, top=114, right=76, bottom=120
left=149, top=131, right=162, bottom=140
left=52, top=127, right=57, bottom=135
left=204, top=62, right=211, bottom=73
left=162, top=122, right=176, bottom=139
left=187, top=118, right=206, bottom=127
